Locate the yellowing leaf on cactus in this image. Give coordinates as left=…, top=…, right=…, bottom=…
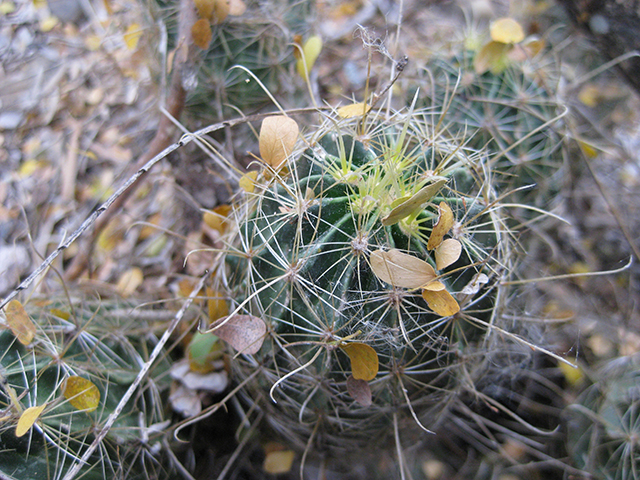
left=239, top=170, right=258, bottom=192
left=337, top=102, right=371, bottom=118
left=263, top=449, right=295, bottom=475
left=474, top=40, right=511, bottom=75
left=191, top=18, right=212, bottom=49
left=203, top=204, right=232, bottom=234
left=370, top=249, right=436, bottom=289
left=206, top=287, right=229, bottom=321
left=340, top=342, right=378, bottom=381
left=259, top=116, right=299, bottom=170
left=209, top=314, right=266, bottom=354
left=423, top=280, right=446, bottom=291
left=295, top=35, right=322, bottom=80
left=123, top=23, right=142, bottom=50
left=421, top=288, right=460, bottom=316
left=116, top=267, right=143, bottom=297
left=63, top=376, right=100, bottom=412
left=435, top=238, right=462, bottom=270
left=4, top=300, right=36, bottom=345
left=15, top=404, right=46, bottom=437
left=346, top=375, right=372, bottom=407
left=427, top=202, right=454, bottom=250
left=490, top=18, right=525, bottom=44
left=382, top=179, right=447, bottom=226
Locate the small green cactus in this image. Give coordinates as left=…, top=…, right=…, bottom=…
left=0, top=298, right=175, bottom=480
left=566, top=355, right=640, bottom=480
left=213, top=103, right=520, bottom=473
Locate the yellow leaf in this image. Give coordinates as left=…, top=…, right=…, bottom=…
left=124, top=23, right=142, bottom=50
left=337, top=102, right=371, bottom=118
left=490, top=18, right=525, bottom=44
left=340, top=342, right=378, bottom=381
left=4, top=300, right=36, bottom=345
left=263, top=449, right=295, bottom=475
left=191, top=18, right=212, bottom=49
left=296, top=35, right=322, bottom=80
left=435, top=238, right=462, bottom=270
left=370, top=249, right=436, bottom=289
left=239, top=170, right=258, bottom=192
left=427, top=202, right=454, bottom=250
left=206, top=287, right=229, bottom=321
left=194, top=0, right=215, bottom=20
left=203, top=204, right=232, bottom=234
left=85, top=34, right=102, bottom=51
left=423, top=280, right=446, bottom=291
left=259, top=116, right=299, bottom=170
left=116, top=267, right=143, bottom=297
left=15, top=404, right=46, bottom=437
left=558, top=358, right=583, bottom=387
left=474, top=40, right=511, bottom=75
left=211, top=0, right=230, bottom=23
left=209, top=314, right=266, bottom=354
left=0, top=2, right=16, bottom=14
left=40, top=16, right=58, bottom=32
left=421, top=289, right=460, bottom=316
left=63, top=376, right=100, bottom=412
left=382, top=179, right=447, bottom=226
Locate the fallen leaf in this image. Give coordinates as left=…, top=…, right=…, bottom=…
left=192, top=18, right=212, bottom=50
left=427, top=202, right=454, bottom=250
left=211, top=0, right=230, bottom=23
left=558, top=358, right=583, bottom=387
left=239, top=171, right=258, bottom=192
left=116, top=267, right=143, bottom=297
left=337, top=102, right=371, bottom=118
left=340, top=342, right=378, bottom=381
left=382, top=179, right=448, bottom=226
left=296, top=35, right=322, bottom=80
left=474, top=40, right=511, bottom=75
left=203, top=204, right=232, bottom=234
left=490, top=18, right=525, bottom=44
left=194, top=0, right=215, bottom=20
left=370, top=249, right=437, bottom=289
left=188, top=332, right=225, bottom=373
left=346, top=375, right=372, bottom=407
left=124, top=23, right=142, bottom=50
left=4, top=299, right=36, bottom=345
left=421, top=289, right=460, bottom=316
left=209, top=314, right=266, bottom=354
left=259, top=116, right=299, bottom=170
left=435, top=238, right=462, bottom=270
left=15, top=404, right=46, bottom=437
left=263, top=449, right=295, bottom=475
left=63, top=376, right=100, bottom=412
left=207, top=287, right=229, bottom=322
left=423, top=280, right=446, bottom=291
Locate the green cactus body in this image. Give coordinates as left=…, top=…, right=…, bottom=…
left=0, top=299, right=174, bottom=480
left=221, top=110, right=513, bottom=460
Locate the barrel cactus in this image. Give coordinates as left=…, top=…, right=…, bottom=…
left=211, top=103, right=520, bottom=474
left=0, top=297, right=175, bottom=480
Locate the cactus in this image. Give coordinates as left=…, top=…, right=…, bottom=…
left=566, top=355, right=640, bottom=480
left=0, top=298, right=175, bottom=480
left=212, top=103, right=521, bottom=474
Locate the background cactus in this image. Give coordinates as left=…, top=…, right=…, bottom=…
left=211, top=102, right=528, bottom=475
left=0, top=297, right=175, bottom=480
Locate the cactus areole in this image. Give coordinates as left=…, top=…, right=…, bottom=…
left=220, top=113, right=510, bottom=455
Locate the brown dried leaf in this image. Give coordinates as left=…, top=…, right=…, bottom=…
left=435, top=238, right=462, bottom=270
left=340, top=342, right=378, bottom=381
left=346, top=375, right=372, bottom=407
left=427, top=202, right=454, bottom=250
left=194, top=0, right=215, bottom=20
left=370, top=249, right=436, bottom=289
left=63, top=376, right=100, bottom=412
left=259, top=116, right=299, bottom=170
left=16, top=404, right=46, bottom=438
left=191, top=18, right=212, bottom=50
left=382, top=179, right=447, bottom=226
left=421, top=289, right=460, bottom=317
left=4, top=299, right=36, bottom=345
left=209, top=314, right=266, bottom=354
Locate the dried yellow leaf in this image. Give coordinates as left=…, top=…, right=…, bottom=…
left=340, top=342, right=378, bottom=381
left=123, top=23, right=142, bottom=50
left=116, top=267, right=143, bottom=298
left=370, top=249, right=436, bottom=289
left=259, top=116, right=299, bottom=170
left=337, top=102, right=371, bottom=118
left=382, top=179, right=447, bottom=226
left=239, top=170, right=258, bottom=192
left=211, top=0, right=230, bottom=23
left=16, top=404, right=46, bottom=437
left=203, top=204, right=232, bottom=234
left=474, top=40, right=511, bottom=75
left=421, top=289, right=460, bottom=316
left=296, top=35, right=322, bottom=80
left=435, top=238, right=462, bottom=270
left=427, top=202, right=454, bottom=250
left=423, top=280, right=446, bottom=291
left=4, top=300, right=36, bottom=345
left=191, top=18, right=212, bottom=50
left=490, top=18, right=525, bottom=44
left=63, top=376, right=100, bottom=412
left=194, top=0, right=215, bottom=20
left=206, top=287, right=229, bottom=321
left=263, top=449, right=295, bottom=474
